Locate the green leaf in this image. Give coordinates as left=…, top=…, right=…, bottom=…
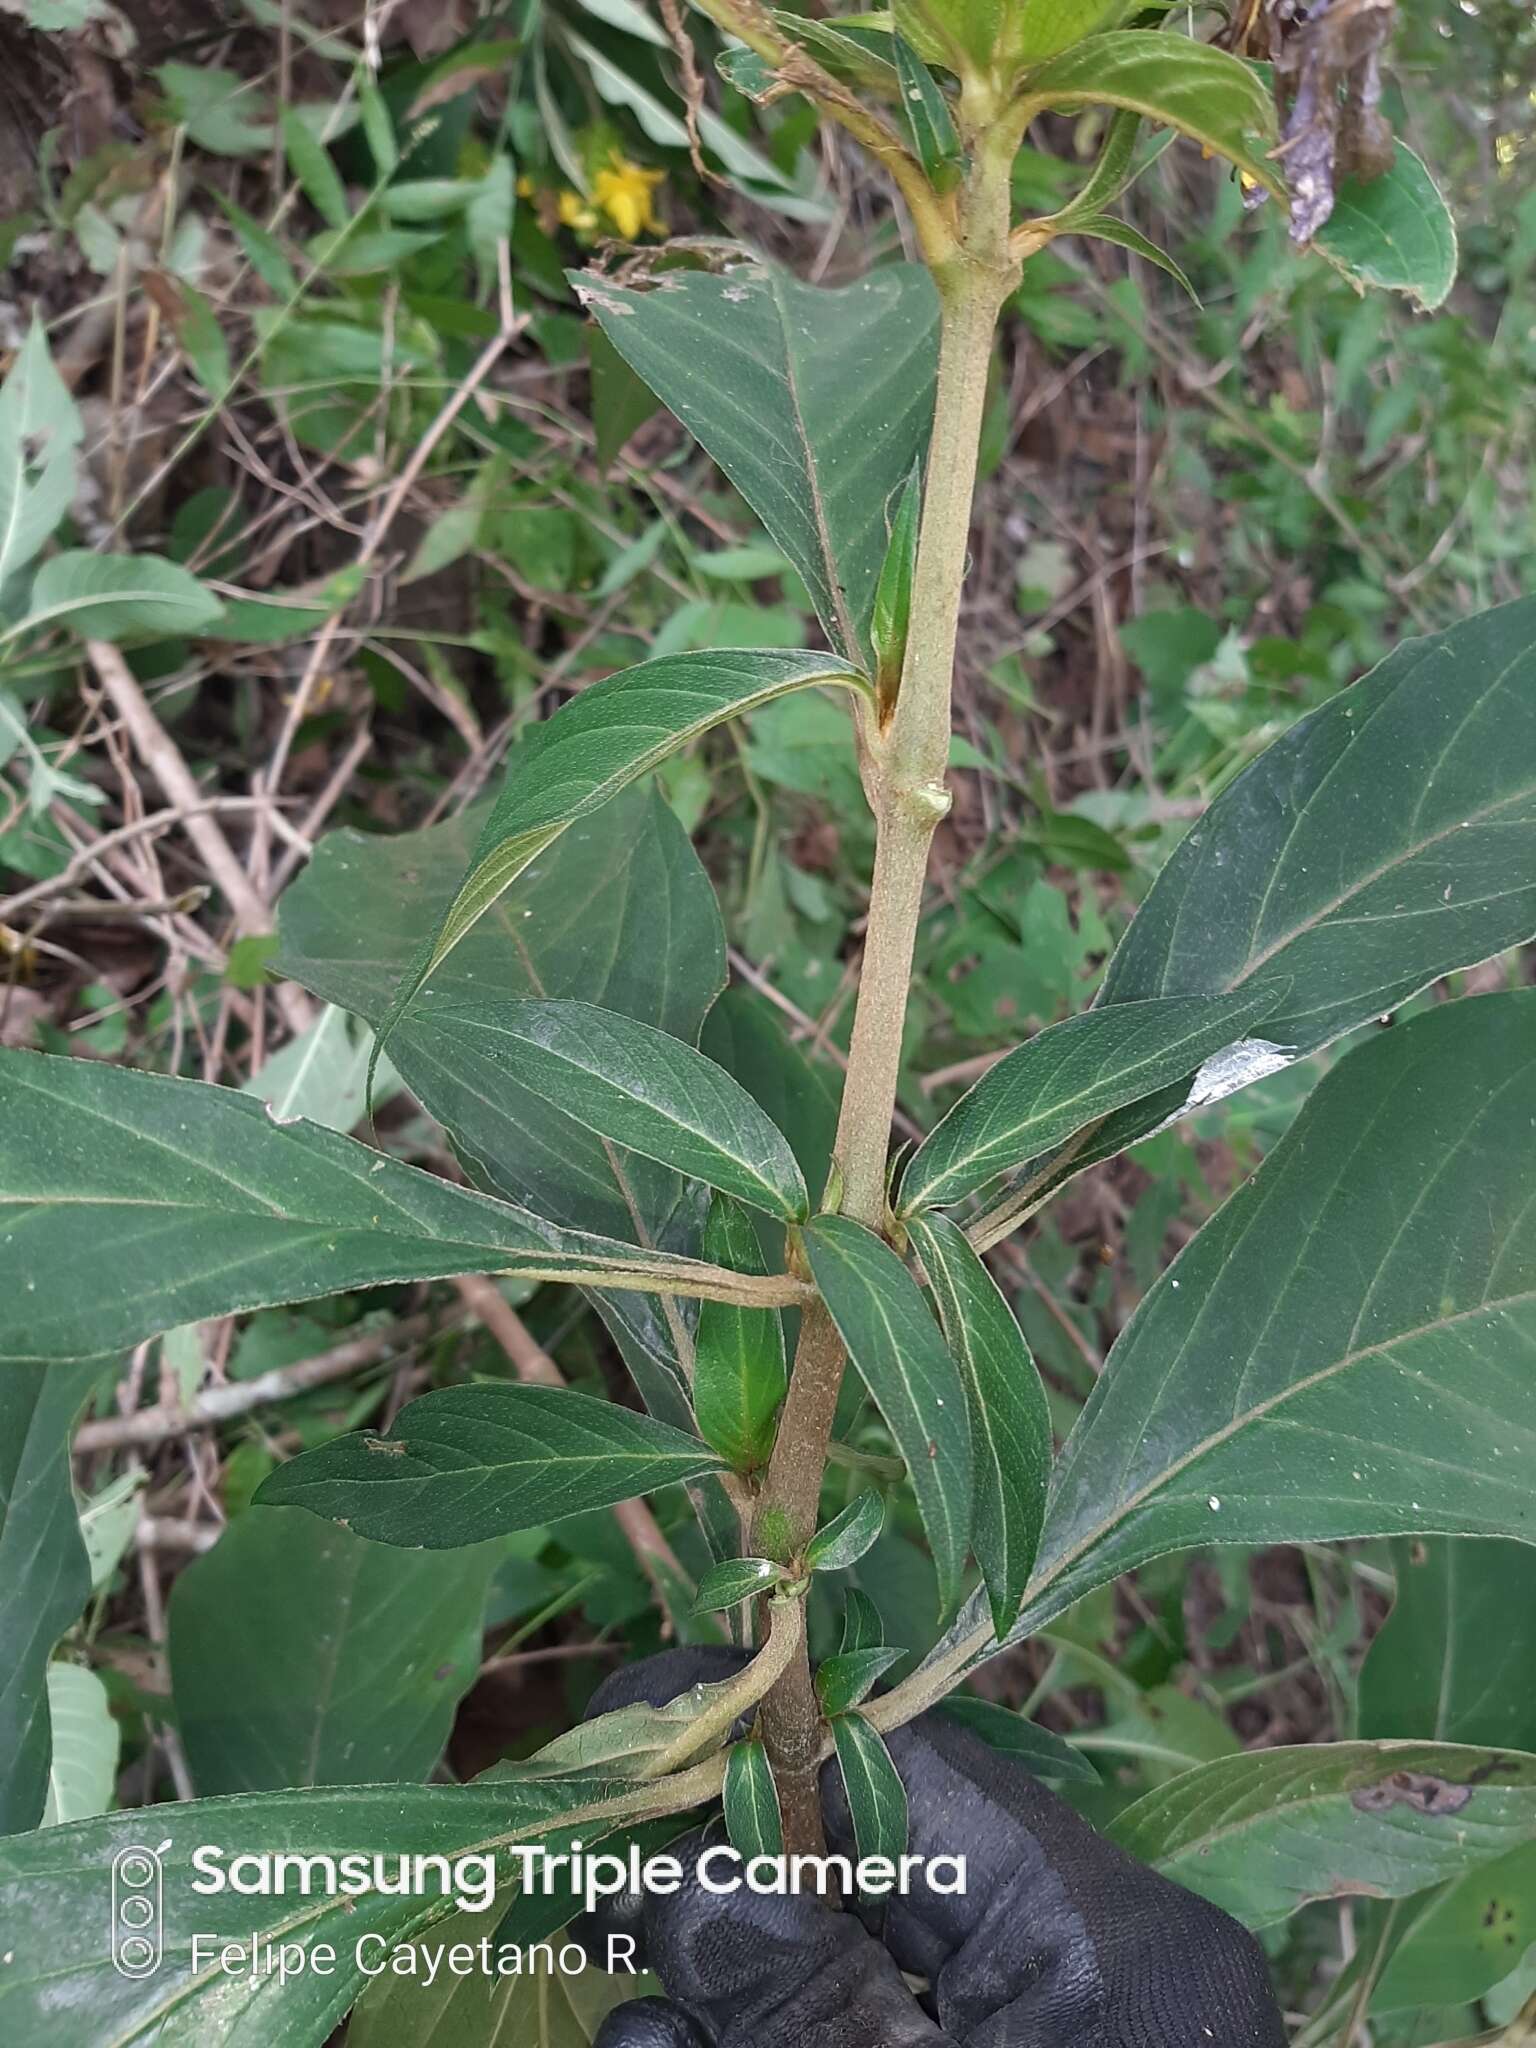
left=1109, top=1742, right=1536, bottom=1929
left=39, top=1664, right=118, bottom=1827
left=254, top=1383, right=728, bottom=1546
left=694, top=1198, right=788, bottom=1471
left=1067, top=213, right=1197, bottom=299
left=573, top=263, right=940, bottom=666
left=723, top=1738, right=783, bottom=1859
left=281, top=108, right=348, bottom=229
left=899, top=987, right=1278, bottom=1213
left=384, top=649, right=862, bottom=1046
left=870, top=461, right=920, bottom=708
left=839, top=1588, right=885, bottom=1654
left=803, top=1216, right=972, bottom=1621
left=815, top=1647, right=902, bottom=1715
left=906, top=1215, right=1048, bottom=1641
left=1314, top=141, right=1457, bottom=311
left=1010, top=0, right=1130, bottom=64
left=1374, top=1843, right=1536, bottom=2014
left=1019, top=991, right=1536, bottom=1639
left=893, top=36, right=962, bottom=185
left=701, top=989, right=841, bottom=1204
left=0, top=1363, right=94, bottom=1834
left=692, top=1557, right=786, bottom=1613
left=1359, top=1540, right=1536, bottom=1753
left=1101, top=597, right=1536, bottom=1059
left=0, top=1773, right=662, bottom=2046
left=805, top=1489, right=886, bottom=1572
left=23, top=550, right=224, bottom=641
left=0, top=317, right=82, bottom=587
left=0, top=1051, right=752, bottom=1364
left=935, top=1696, right=1099, bottom=1782
left=167, top=1507, right=497, bottom=1793
left=1043, top=108, right=1146, bottom=223
left=414, top=998, right=808, bottom=1222
left=1020, top=32, right=1278, bottom=191
left=831, top=1712, right=908, bottom=1888
left=354, top=1948, right=647, bottom=2048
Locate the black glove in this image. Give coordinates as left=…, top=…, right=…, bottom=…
left=582, top=1647, right=1285, bottom=2048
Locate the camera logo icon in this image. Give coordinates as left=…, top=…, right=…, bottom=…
left=110, top=1841, right=170, bottom=1978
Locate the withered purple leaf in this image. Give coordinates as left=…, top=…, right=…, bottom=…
left=1271, top=0, right=1398, bottom=243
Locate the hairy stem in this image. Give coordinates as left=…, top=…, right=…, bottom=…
left=751, top=136, right=1022, bottom=1853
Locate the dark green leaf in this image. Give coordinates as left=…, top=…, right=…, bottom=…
left=0, top=1052, right=745, bottom=1363
left=414, top=998, right=807, bottom=1221
left=1109, top=1742, right=1536, bottom=1929
left=871, top=462, right=920, bottom=708
left=0, top=1773, right=665, bottom=2045
left=573, top=263, right=939, bottom=666
left=255, top=1383, right=729, bottom=1546
left=931, top=992, right=1536, bottom=1680
left=815, top=1647, right=902, bottom=1715
left=1101, top=597, right=1536, bottom=1059
left=25, top=550, right=224, bottom=641
left=893, top=36, right=962, bottom=185
left=385, top=649, right=862, bottom=1044
left=1043, top=108, right=1145, bottom=223
left=805, top=1490, right=886, bottom=1572
left=589, top=323, right=662, bottom=470
left=906, top=1215, right=1048, bottom=1640
left=167, top=1507, right=498, bottom=1792
left=723, top=1738, right=783, bottom=1859
left=831, top=1712, right=909, bottom=1888
left=840, top=1588, right=886, bottom=1655
left=936, top=1697, right=1099, bottom=1782
left=0, top=1364, right=95, bottom=1835
left=1315, top=141, right=1457, bottom=311
left=692, top=1558, right=786, bottom=1614
left=900, top=987, right=1277, bottom=1212
left=773, top=12, right=901, bottom=93
left=804, top=1216, right=971, bottom=1621
left=1359, top=1540, right=1536, bottom=1752
left=694, top=1198, right=788, bottom=1472
left=1019, top=33, right=1278, bottom=191
left=701, top=989, right=840, bottom=1202
left=1067, top=213, right=1197, bottom=299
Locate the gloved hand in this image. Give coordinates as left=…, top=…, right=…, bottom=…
left=582, top=1647, right=1286, bottom=2048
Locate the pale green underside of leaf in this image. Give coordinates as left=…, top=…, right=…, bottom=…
left=413, top=997, right=808, bottom=1222
left=572, top=263, right=940, bottom=666
left=921, top=989, right=1536, bottom=1686
left=167, top=1507, right=498, bottom=1793
left=0, top=1362, right=95, bottom=1834
left=0, top=1773, right=674, bottom=2047
left=907, top=1215, right=1049, bottom=1641
left=900, top=986, right=1280, bottom=1212
left=804, top=1215, right=973, bottom=1622
left=383, top=648, right=862, bottom=1057
left=0, top=1052, right=745, bottom=1364
left=1313, top=141, right=1458, bottom=311
left=0, top=319, right=81, bottom=589
left=1109, top=1741, right=1536, bottom=1929
left=254, top=1383, right=728, bottom=1546
left=39, top=1664, right=118, bottom=1827
left=23, top=550, right=224, bottom=642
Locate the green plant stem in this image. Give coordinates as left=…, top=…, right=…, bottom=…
left=750, top=136, right=1021, bottom=1856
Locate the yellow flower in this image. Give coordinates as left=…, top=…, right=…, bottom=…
left=591, top=154, right=666, bottom=241
left=557, top=188, right=599, bottom=233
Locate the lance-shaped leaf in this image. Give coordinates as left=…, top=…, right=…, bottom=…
left=382, top=649, right=863, bottom=1051
left=39, top=1665, right=118, bottom=1828
left=1358, top=1539, right=1536, bottom=1753
left=806, top=1489, right=886, bottom=1573
left=831, top=1713, right=909, bottom=1889
left=24, top=550, right=224, bottom=642
left=816, top=1648, right=902, bottom=1716
left=1101, top=596, right=1536, bottom=1056
left=0, top=1772, right=679, bottom=2048
left=167, top=1507, right=499, bottom=1793
left=415, top=998, right=808, bottom=1222
left=573, top=263, right=940, bottom=666
left=1019, top=33, right=1279, bottom=192
left=899, top=987, right=1280, bottom=1213
left=1373, top=1842, right=1536, bottom=2015
left=1314, top=140, right=1457, bottom=311
left=693, top=1558, right=786, bottom=1614
left=0, top=319, right=81, bottom=588
left=693, top=1198, right=789, bottom=1472
left=1109, top=1742, right=1536, bottom=1930
left=724, top=1739, right=784, bottom=1860
left=0, top=1052, right=787, bottom=1364
left=935, top=1697, right=1098, bottom=1784
left=906, top=1216, right=1049, bottom=1641
left=893, top=36, right=962, bottom=187
left=255, top=1384, right=729, bottom=1546
left=803, top=1216, right=972, bottom=1621
left=926, top=991, right=1536, bottom=1686
left=0, top=1363, right=96, bottom=1835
